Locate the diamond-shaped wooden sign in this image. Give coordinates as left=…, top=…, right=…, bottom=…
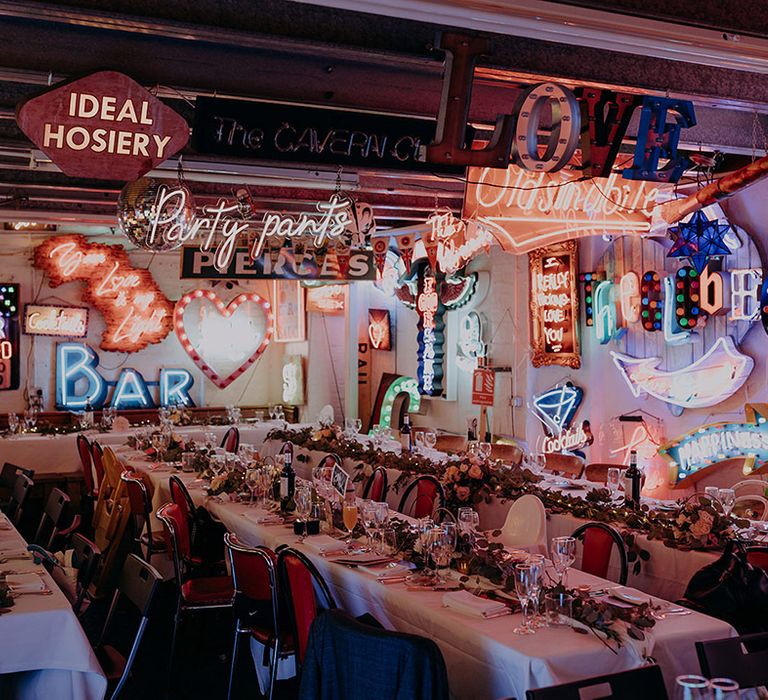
left=16, top=71, right=189, bottom=181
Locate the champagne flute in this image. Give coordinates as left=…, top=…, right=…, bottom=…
left=342, top=490, right=359, bottom=552
left=526, top=554, right=545, bottom=627
left=374, top=502, right=390, bottom=554
left=295, top=484, right=312, bottom=542
left=361, top=500, right=378, bottom=552
left=513, top=563, right=538, bottom=635
left=551, top=536, right=577, bottom=586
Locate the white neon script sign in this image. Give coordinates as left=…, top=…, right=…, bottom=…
left=427, top=212, right=492, bottom=274
left=611, top=336, right=753, bottom=409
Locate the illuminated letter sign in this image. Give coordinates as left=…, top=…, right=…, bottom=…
left=416, top=272, right=444, bottom=395
left=532, top=382, right=584, bottom=435
left=730, top=269, right=762, bottom=321
left=33, top=235, right=173, bottom=352
left=640, top=271, right=663, bottom=331
left=619, top=273, right=641, bottom=323
left=699, top=267, right=725, bottom=315
left=662, top=275, right=692, bottom=346
left=542, top=421, right=593, bottom=453
left=611, top=336, right=753, bottom=409
left=56, top=342, right=194, bottom=410
left=465, top=166, right=662, bottom=255
left=672, top=267, right=702, bottom=330
left=593, top=280, right=617, bottom=345
left=529, top=241, right=580, bottom=368
left=174, top=290, right=273, bottom=389
left=24, top=304, right=88, bottom=338
left=578, top=272, right=605, bottom=327
left=659, top=404, right=768, bottom=483
left=0, top=285, right=20, bottom=390
left=370, top=374, right=422, bottom=430
left=16, top=71, right=188, bottom=181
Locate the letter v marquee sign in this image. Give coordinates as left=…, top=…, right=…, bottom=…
left=16, top=71, right=188, bottom=180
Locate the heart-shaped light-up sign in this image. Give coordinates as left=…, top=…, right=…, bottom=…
left=174, top=290, right=273, bottom=389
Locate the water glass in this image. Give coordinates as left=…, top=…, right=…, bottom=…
left=478, top=441, right=492, bottom=461
left=674, top=675, right=710, bottom=700
left=295, top=484, right=312, bottom=541
left=606, top=468, right=622, bottom=499
left=430, top=521, right=457, bottom=583
left=717, top=488, right=736, bottom=517
left=551, top=536, right=577, bottom=586
left=457, top=507, right=480, bottom=537
left=544, top=592, right=574, bottom=627
left=704, top=486, right=719, bottom=502
left=513, top=563, right=539, bottom=635
left=7, top=412, right=19, bottom=436
left=424, top=429, right=437, bottom=451
left=361, top=500, right=378, bottom=551
left=181, top=452, right=195, bottom=473
left=710, top=678, right=740, bottom=700
left=526, top=554, right=545, bottom=625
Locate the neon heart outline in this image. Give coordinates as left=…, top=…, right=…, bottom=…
left=174, top=290, right=274, bottom=389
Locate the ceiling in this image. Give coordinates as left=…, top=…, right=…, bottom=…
left=0, top=0, right=767, bottom=233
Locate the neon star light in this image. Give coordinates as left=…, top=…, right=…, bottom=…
left=33, top=235, right=173, bottom=352
left=55, top=342, right=195, bottom=410
left=611, top=336, right=753, bottom=409
left=531, top=382, right=584, bottom=435
left=174, top=290, right=273, bottom=389
left=659, top=404, right=768, bottom=483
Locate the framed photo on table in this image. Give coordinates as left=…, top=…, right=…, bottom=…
left=272, top=280, right=306, bottom=342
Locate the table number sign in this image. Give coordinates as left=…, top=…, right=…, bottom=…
left=529, top=241, right=580, bottom=368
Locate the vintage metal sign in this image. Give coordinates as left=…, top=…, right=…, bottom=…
left=16, top=71, right=189, bottom=181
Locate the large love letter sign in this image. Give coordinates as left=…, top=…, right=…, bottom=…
left=174, top=290, right=274, bottom=389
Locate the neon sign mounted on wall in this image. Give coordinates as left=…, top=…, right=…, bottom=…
left=531, top=381, right=584, bottom=435
left=174, top=290, right=273, bottom=389
left=369, top=374, right=422, bottom=430
left=456, top=310, right=486, bottom=371
left=542, top=422, right=593, bottom=454
left=659, top=404, right=768, bottom=484
left=0, top=285, right=20, bottom=391
left=529, top=241, right=580, bottom=368
left=23, top=304, right=88, bottom=338
left=367, top=309, right=391, bottom=351
left=55, top=342, right=195, bottom=410
left=610, top=336, right=753, bottom=409
left=33, top=235, right=173, bottom=353
left=416, top=271, right=443, bottom=395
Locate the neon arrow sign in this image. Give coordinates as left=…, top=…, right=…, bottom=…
left=659, top=404, right=768, bottom=483
left=610, top=336, right=753, bottom=409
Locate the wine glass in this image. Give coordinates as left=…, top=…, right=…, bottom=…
left=606, top=468, right=621, bottom=500
left=431, top=521, right=457, bottom=583
left=7, top=412, right=19, bottom=436
left=295, top=484, right=312, bottom=542
left=342, top=491, right=359, bottom=551
left=374, top=502, right=390, bottom=553
left=535, top=453, right=547, bottom=474
left=478, top=441, right=492, bottom=461
left=526, top=554, right=545, bottom=626
left=709, top=678, right=739, bottom=700
left=417, top=517, right=435, bottom=575
left=717, top=488, right=736, bottom=517
left=551, top=536, right=577, bottom=586
left=353, top=418, right=362, bottom=434
left=513, top=563, right=539, bottom=635
left=361, top=500, right=378, bottom=551
left=424, top=429, right=437, bottom=451
left=674, top=675, right=710, bottom=700
left=245, top=468, right=260, bottom=507
left=458, top=507, right=479, bottom=537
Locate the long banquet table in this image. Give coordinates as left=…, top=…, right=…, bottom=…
left=0, top=514, right=106, bottom=700
left=118, top=450, right=734, bottom=700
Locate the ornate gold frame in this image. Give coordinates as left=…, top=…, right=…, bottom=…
left=528, top=239, right=581, bottom=368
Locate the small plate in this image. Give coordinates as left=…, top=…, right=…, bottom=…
left=405, top=572, right=434, bottom=587
left=544, top=478, right=570, bottom=488
left=611, top=589, right=647, bottom=606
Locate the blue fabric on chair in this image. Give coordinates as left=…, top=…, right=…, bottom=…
left=299, top=610, right=449, bottom=700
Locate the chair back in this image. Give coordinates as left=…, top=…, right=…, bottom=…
left=733, top=495, right=768, bottom=521
left=299, top=610, right=449, bottom=700
left=76, top=434, right=95, bottom=496
left=120, top=472, right=155, bottom=559
left=1, top=462, right=22, bottom=490
left=169, top=475, right=196, bottom=524
left=70, top=532, right=101, bottom=615
left=362, top=466, right=388, bottom=502
left=157, top=502, right=191, bottom=585
left=526, top=665, right=667, bottom=699
left=732, top=479, right=768, bottom=498
left=397, top=475, right=445, bottom=519
left=434, top=434, right=466, bottom=454
left=696, top=632, right=768, bottom=690
left=583, top=463, right=623, bottom=483
left=33, top=487, right=71, bottom=549
left=571, top=522, right=628, bottom=585
left=499, top=495, right=547, bottom=551
left=7, top=473, right=33, bottom=525
left=277, top=547, right=336, bottom=665
left=544, top=453, right=584, bottom=479
left=98, top=554, right=162, bottom=700
left=489, top=443, right=523, bottom=465
left=221, top=427, right=240, bottom=454
left=746, top=546, right=768, bottom=573
left=91, top=442, right=105, bottom=489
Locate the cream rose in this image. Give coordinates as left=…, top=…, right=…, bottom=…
left=468, top=465, right=483, bottom=480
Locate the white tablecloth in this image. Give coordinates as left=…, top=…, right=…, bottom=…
left=0, top=520, right=106, bottom=700
left=133, top=464, right=733, bottom=700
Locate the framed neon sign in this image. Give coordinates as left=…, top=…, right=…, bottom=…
left=529, top=241, right=580, bottom=368
left=368, top=309, right=392, bottom=351
left=0, top=285, right=20, bottom=391
left=24, top=304, right=88, bottom=338
left=532, top=381, right=584, bottom=435
left=55, top=342, right=195, bottom=410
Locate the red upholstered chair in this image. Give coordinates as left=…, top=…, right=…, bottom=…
left=225, top=533, right=293, bottom=700
left=221, top=426, right=240, bottom=454
left=362, top=466, right=388, bottom=502
left=571, top=522, right=628, bottom=585
left=397, top=475, right=445, bottom=519
left=91, top=442, right=105, bottom=492
left=747, top=546, right=768, bottom=573
left=120, top=472, right=166, bottom=565
left=277, top=547, right=336, bottom=668
left=157, top=503, right=234, bottom=677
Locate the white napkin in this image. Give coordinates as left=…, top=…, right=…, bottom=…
left=6, top=573, right=45, bottom=592
left=301, top=535, right=348, bottom=556
left=358, top=562, right=411, bottom=579
left=242, top=512, right=283, bottom=525
left=442, top=590, right=507, bottom=618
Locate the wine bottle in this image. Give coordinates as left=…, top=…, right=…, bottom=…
left=400, top=414, right=412, bottom=453
left=624, top=450, right=641, bottom=509
left=280, top=450, right=296, bottom=513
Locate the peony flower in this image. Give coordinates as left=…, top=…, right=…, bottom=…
left=459, top=463, right=469, bottom=473
left=690, top=510, right=714, bottom=538
left=444, top=466, right=458, bottom=483
left=455, top=486, right=470, bottom=502
left=362, top=464, right=373, bottom=477
left=468, top=465, right=483, bottom=480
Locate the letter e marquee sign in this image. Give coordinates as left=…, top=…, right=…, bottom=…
left=529, top=241, right=580, bottom=368
left=16, top=71, right=189, bottom=181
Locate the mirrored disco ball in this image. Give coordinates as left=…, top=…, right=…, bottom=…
left=117, top=177, right=194, bottom=251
